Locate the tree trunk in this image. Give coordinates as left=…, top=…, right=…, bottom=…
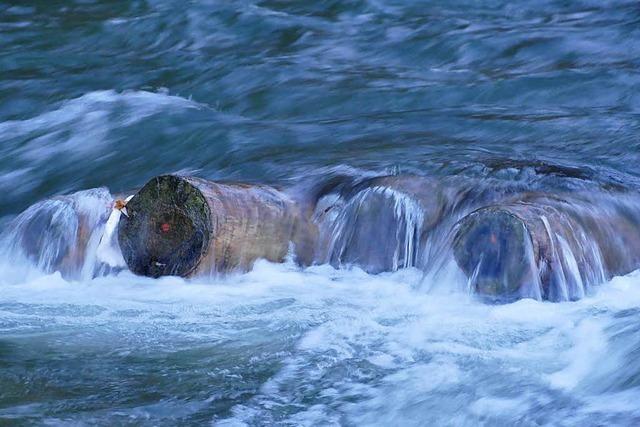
left=453, top=192, right=640, bottom=301
left=118, top=175, right=314, bottom=278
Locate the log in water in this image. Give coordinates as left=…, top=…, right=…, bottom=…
left=311, top=175, right=450, bottom=273
left=115, top=172, right=640, bottom=301
left=453, top=193, right=640, bottom=301
left=118, top=175, right=311, bottom=277
left=0, top=188, right=113, bottom=279
left=309, top=174, right=510, bottom=274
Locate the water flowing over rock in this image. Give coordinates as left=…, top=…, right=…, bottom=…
left=0, top=188, right=113, bottom=280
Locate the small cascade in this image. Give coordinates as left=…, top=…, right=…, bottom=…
left=452, top=192, right=640, bottom=302
left=557, top=234, right=586, bottom=299
left=387, top=187, right=425, bottom=270
left=0, top=188, right=114, bottom=279
left=535, top=198, right=639, bottom=302
left=541, top=214, right=572, bottom=301
left=314, top=185, right=425, bottom=273
left=540, top=213, right=594, bottom=302
left=2, top=171, right=640, bottom=304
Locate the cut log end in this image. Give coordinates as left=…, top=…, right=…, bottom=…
left=118, top=175, right=212, bottom=278
left=453, top=208, right=534, bottom=299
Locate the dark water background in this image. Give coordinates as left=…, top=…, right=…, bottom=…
left=2, top=0, right=640, bottom=220
left=2, top=1, right=640, bottom=425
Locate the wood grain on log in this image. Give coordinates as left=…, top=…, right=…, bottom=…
left=118, top=175, right=310, bottom=277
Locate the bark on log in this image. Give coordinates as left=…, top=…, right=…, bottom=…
left=117, top=175, right=311, bottom=278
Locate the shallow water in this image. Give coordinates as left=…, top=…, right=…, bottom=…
left=2, top=0, right=640, bottom=425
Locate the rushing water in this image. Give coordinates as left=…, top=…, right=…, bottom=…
left=2, top=0, right=640, bottom=425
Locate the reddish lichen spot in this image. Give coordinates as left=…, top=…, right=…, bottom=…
left=161, top=223, right=171, bottom=233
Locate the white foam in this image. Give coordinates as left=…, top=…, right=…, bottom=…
left=546, top=319, right=608, bottom=390
left=0, top=90, right=205, bottom=167
left=2, top=246, right=640, bottom=424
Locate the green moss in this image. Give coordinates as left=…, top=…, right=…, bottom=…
left=118, top=175, right=212, bottom=278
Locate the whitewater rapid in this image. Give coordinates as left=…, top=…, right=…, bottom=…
left=3, top=0, right=640, bottom=423
left=2, top=251, right=640, bottom=425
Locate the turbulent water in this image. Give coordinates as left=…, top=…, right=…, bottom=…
left=2, top=0, right=640, bottom=425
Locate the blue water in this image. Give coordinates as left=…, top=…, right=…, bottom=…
left=2, top=0, right=640, bottom=425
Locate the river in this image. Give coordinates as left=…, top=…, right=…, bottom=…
left=1, top=0, right=640, bottom=425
